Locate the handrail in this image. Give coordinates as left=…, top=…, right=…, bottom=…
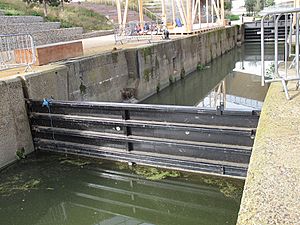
left=114, top=22, right=154, bottom=45
left=260, top=7, right=300, bottom=99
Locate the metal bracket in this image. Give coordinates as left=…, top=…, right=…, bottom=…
left=216, top=102, right=224, bottom=115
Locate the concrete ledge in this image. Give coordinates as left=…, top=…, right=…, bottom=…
left=82, top=30, right=114, bottom=39
left=237, top=81, right=300, bottom=224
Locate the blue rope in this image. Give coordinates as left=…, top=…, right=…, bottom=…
left=42, top=98, right=55, bottom=141
left=42, top=98, right=51, bottom=109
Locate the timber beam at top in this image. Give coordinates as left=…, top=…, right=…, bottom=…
left=115, top=0, right=225, bottom=33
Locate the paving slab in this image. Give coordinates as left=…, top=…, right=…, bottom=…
left=237, top=80, right=300, bottom=225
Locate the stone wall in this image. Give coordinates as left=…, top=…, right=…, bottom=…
left=32, top=28, right=84, bottom=46
left=0, top=26, right=238, bottom=169
left=0, top=22, right=61, bottom=35
left=0, top=16, right=44, bottom=24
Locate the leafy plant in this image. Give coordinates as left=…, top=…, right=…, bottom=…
left=197, top=63, right=205, bottom=71
left=266, top=63, right=275, bottom=77
left=16, top=147, right=26, bottom=160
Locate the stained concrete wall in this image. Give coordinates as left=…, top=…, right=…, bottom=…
left=129, top=26, right=238, bottom=100
left=0, top=26, right=238, bottom=169
left=24, top=26, right=237, bottom=102
left=0, top=78, right=34, bottom=169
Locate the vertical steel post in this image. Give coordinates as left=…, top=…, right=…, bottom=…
left=285, top=14, right=288, bottom=79
left=289, top=14, right=293, bottom=57
left=275, top=14, right=282, bottom=76
left=296, top=13, right=299, bottom=78
left=211, top=0, right=214, bottom=24
left=206, top=0, right=209, bottom=26
left=261, top=16, right=265, bottom=86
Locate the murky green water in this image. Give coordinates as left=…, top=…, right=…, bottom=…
left=0, top=153, right=244, bottom=225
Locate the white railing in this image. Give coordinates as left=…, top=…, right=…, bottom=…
left=0, top=33, right=36, bottom=72
left=260, top=8, right=300, bottom=99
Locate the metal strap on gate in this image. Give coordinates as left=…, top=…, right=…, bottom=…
left=0, top=33, right=36, bottom=72
left=261, top=8, right=300, bottom=100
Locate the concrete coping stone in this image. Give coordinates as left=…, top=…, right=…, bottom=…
left=37, top=40, right=83, bottom=48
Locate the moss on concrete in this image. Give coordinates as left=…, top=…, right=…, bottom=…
left=79, top=82, right=86, bottom=95
left=156, top=82, right=160, bottom=93
left=169, top=75, right=174, bottom=84
left=111, top=52, right=118, bottom=64
left=180, top=67, right=185, bottom=79
left=142, top=47, right=152, bottom=62
left=143, top=68, right=151, bottom=82
left=155, top=57, right=160, bottom=69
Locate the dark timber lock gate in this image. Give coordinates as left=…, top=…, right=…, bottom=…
left=27, top=100, right=260, bottom=178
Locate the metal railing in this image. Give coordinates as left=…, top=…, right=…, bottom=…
left=260, top=8, right=300, bottom=99
left=114, top=22, right=154, bottom=44
left=0, top=33, right=36, bottom=72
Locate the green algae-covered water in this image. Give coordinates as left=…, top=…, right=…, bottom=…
left=0, top=153, right=244, bottom=225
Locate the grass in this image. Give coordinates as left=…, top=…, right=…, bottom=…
left=0, top=0, right=113, bottom=32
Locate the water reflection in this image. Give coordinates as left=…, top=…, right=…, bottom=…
left=143, top=43, right=273, bottom=110
left=197, top=73, right=265, bottom=110
left=0, top=154, right=243, bottom=225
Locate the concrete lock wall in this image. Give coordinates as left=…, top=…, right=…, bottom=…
left=0, top=78, right=34, bottom=169
left=0, top=26, right=238, bottom=169
left=130, top=27, right=238, bottom=100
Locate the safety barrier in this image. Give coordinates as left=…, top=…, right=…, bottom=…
left=260, top=8, right=300, bottom=99
left=0, top=33, right=36, bottom=72
left=114, top=23, right=154, bottom=44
